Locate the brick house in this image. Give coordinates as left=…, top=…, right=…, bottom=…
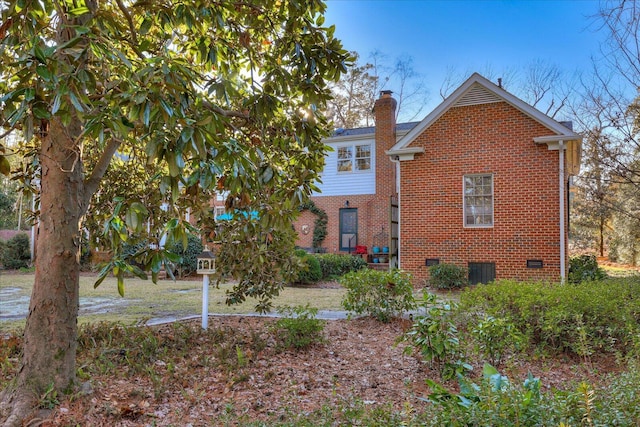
left=300, top=72, right=582, bottom=283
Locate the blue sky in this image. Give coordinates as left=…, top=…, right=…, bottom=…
left=324, top=0, right=605, bottom=114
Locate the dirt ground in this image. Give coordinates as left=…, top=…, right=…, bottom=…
left=31, top=314, right=619, bottom=427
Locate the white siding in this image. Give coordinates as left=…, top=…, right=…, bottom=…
left=313, top=137, right=376, bottom=196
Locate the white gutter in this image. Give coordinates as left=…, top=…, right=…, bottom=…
left=559, top=141, right=566, bottom=282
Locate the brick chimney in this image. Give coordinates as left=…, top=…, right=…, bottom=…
left=374, top=90, right=397, bottom=198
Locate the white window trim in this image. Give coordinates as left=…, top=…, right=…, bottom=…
left=214, top=206, right=226, bottom=219
left=336, top=142, right=373, bottom=174
left=463, top=173, right=494, bottom=228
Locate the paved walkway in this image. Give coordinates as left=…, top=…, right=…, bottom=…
left=0, top=286, right=352, bottom=325
left=145, top=309, right=351, bottom=326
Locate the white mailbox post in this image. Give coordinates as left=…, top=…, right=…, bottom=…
left=196, top=246, right=216, bottom=329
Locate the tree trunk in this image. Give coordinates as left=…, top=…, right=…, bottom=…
left=1, top=119, right=86, bottom=426
left=599, top=217, right=605, bottom=257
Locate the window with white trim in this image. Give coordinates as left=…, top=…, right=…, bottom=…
left=464, top=174, right=493, bottom=227
left=337, top=144, right=371, bottom=173
left=214, top=206, right=226, bottom=219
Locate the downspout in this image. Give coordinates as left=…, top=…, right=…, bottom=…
left=559, top=141, right=566, bottom=282
left=390, top=155, right=401, bottom=269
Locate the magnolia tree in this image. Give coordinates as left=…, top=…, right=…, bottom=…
left=0, top=0, right=347, bottom=424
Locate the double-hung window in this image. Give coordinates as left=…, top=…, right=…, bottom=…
left=337, top=144, right=371, bottom=173
left=464, top=174, right=493, bottom=227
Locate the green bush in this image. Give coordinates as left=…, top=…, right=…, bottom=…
left=316, top=253, right=367, bottom=279
left=0, top=239, right=5, bottom=265
left=120, top=240, right=148, bottom=268
left=169, top=233, right=204, bottom=278
left=294, top=248, right=308, bottom=257
left=471, top=315, right=525, bottom=366
left=459, top=278, right=640, bottom=357
left=296, top=254, right=322, bottom=284
left=428, top=263, right=469, bottom=289
left=340, top=268, right=415, bottom=322
left=399, top=292, right=471, bottom=380
left=423, top=363, right=640, bottom=427
left=272, top=305, right=326, bottom=349
left=1, top=233, right=30, bottom=270
left=424, top=364, right=568, bottom=426
left=568, top=254, right=607, bottom=284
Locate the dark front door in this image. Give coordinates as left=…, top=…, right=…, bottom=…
left=339, top=208, right=358, bottom=252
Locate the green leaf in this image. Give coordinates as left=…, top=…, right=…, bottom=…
left=482, top=363, right=499, bottom=379
left=167, top=153, right=179, bottom=177
left=261, top=166, right=274, bottom=183
left=139, top=18, right=152, bottom=35
left=114, top=49, right=132, bottom=68
left=68, top=6, right=90, bottom=16
left=68, top=91, right=85, bottom=112
left=36, top=65, right=52, bottom=81
left=33, top=45, right=47, bottom=63
left=0, top=156, right=11, bottom=176
left=94, top=263, right=112, bottom=289
left=130, top=265, right=148, bottom=280
left=180, top=127, right=194, bottom=143
left=143, top=102, right=151, bottom=126
left=32, top=106, right=51, bottom=119
left=124, top=207, right=139, bottom=231
left=117, top=273, right=125, bottom=297
left=51, top=93, right=62, bottom=115
left=160, top=99, right=174, bottom=117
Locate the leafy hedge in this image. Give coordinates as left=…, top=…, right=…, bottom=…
left=459, top=278, right=640, bottom=357
left=340, top=268, right=415, bottom=322
left=1, top=233, right=30, bottom=270
left=168, top=234, right=203, bottom=278
left=568, top=254, right=607, bottom=284
left=428, top=263, right=469, bottom=289
left=296, top=253, right=323, bottom=284
left=315, top=253, right=367, bottom=279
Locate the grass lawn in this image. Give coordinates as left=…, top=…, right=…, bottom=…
left=0, top=272, right=346, bottom=331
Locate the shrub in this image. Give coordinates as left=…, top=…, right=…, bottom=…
left=296, top=254, right=322, bottom=284
left=568, top=254, right=607, bottom=284
left=424, top=364, right=567, bottom=426
left=399, top=292, right=471, bottom=380
left=1, top=233, right=30, bottom=270
left=459, top=278, right=640, bottom=357
left=294, top=248, right=308, bottom=257
left=0, top=239, right=5, bottom=265
left=120, top=240, right=148, bottom=268
left=340, top=268, right=415, bottom=322
left=272, top=305, right=326, bottom=349
left=471, top=315, right=525, bottom=366
left=316, top=253, right=367, bottom=279
left=169, top=233, right=204, bottom=278
left=428, top=263, right=469, bottom=289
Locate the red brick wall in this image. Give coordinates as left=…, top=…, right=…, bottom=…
left=293, top=92, right=399, bottom=254
left=299, top=194, right=383, bottom=253
left=0, top=230, right=29, bottom=242
left=399, top=101, right=565, bottom=282
left=295, top=209, right=316, bottom=249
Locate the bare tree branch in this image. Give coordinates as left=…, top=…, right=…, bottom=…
left=83, top=137, right=122, bottom=212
